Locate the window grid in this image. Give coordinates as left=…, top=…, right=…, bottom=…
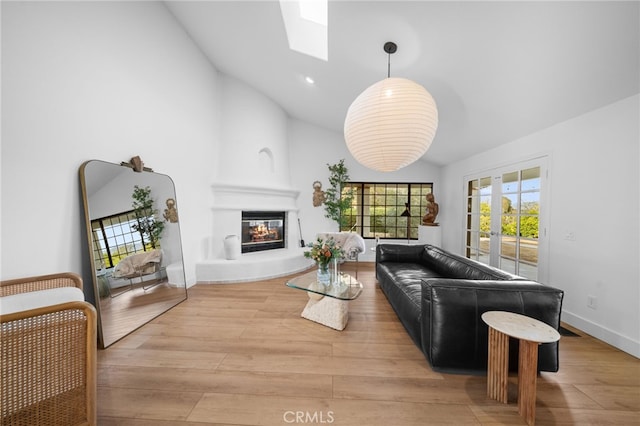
left=90, top=211, right=151, bottom=269
left=343, top=182, right=433, bottom=240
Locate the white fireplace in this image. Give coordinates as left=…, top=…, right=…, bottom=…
left=195, top=182, right=313, bottom=283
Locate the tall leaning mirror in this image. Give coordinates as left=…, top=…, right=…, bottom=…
left=80, top=159, right=188, bottom=348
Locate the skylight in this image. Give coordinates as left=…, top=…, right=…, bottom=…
left=279, top=0, right=328, bottom=61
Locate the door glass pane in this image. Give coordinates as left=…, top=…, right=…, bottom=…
left=520, top=214, right=539, bottom=238
left=480, top=213, right=490, bottom=235
left=521, top=167, right=540, bottom=191
left=521, top=191, right=539, bottom=216
left=500, top=234, right=517, bottom=259
left=479, top=177, right=491, bottom=194
left=502, top=171, right=519, bottom=193
left=518, top=239, right=538, bottom=264
left=501, top=214, right=517, bottom=236
left=518, top=261, right=538, bottom=281
left=502, top=193, right=519, bottom=213
left=468, top=248, right=479, bottom=260
left=499, top=257, right=516, bottom=274
left=521, top=187, right=539, bottom=247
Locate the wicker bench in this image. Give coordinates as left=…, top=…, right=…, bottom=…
left=1, top=272, right=97, bottom=426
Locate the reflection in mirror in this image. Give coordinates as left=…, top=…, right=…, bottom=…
left=80, top=160, right=187, bottom=348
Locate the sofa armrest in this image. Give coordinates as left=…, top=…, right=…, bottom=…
left=421, top=278, right=564, bottom=372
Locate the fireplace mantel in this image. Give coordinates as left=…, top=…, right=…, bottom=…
left=211, top=182, right=300, bottom=211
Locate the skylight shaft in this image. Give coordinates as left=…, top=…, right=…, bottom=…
left=279, top=0, right=328, bottom=61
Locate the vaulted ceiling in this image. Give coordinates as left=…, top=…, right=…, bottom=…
left=165, top=1, right=639, bottom=166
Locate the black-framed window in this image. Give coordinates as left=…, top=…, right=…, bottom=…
left=341, top=182, right=433, bottom=240
left=90, top=210, right=155, bottom=269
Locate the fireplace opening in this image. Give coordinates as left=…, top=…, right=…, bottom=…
left=241, top=211, right=286, bottom=253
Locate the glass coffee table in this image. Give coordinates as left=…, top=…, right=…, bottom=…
left=286, top=270, right=363, bottom=330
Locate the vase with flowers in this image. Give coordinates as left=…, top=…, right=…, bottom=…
left=304, top=237, right=344, bottom=287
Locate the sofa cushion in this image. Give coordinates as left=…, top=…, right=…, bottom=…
left=376, top=262, right=443, bottom=346
left=0, top=287, right=85, bottom=315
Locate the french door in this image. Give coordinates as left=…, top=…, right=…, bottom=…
left=465, top=158, right=548, bottom=282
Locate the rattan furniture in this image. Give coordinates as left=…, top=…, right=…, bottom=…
left=1, top=272, right=97, bottom=426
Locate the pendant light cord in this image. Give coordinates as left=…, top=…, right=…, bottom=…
left=383, top=41, right=397, bottom=78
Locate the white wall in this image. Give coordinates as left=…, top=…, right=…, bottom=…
left=1, top=1, right=221, bottom=288
left=215, top=74, right=291, bottom=188
left=440, top=95, right=640, bottom=357
left=288, top=118, right=442, bottom=261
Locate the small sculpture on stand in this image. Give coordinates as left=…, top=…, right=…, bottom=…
left=312, top=180, right=326, bottom=207
left=422, top=193, right=439, bottom=226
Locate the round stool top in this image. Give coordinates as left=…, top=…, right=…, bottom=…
left=482, top=311, right=561, bottom=343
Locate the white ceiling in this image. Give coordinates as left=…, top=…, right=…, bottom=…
left=165, top=1, right=639, bottom=166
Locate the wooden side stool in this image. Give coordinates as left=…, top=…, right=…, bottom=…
left=482, top=311, right=561, bottom=426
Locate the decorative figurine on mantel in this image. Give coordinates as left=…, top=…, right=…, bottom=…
left=312, top=180, right=326, bottom=207
left=422, top=193, right=439, bottom=226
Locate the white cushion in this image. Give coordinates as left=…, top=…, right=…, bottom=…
left=0, top=287, right=85, bottom=316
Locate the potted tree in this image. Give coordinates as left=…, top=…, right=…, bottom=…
left=131, top=185, right=165, bottom=249
left=323, top=159, right=354, bottom=230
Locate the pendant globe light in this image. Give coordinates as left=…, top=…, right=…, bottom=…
left=344, top=42, right=438, bottom=172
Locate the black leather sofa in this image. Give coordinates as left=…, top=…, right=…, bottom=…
left=376, top=243, right=564, bottom=373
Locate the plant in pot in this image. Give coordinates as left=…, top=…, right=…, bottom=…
left=323, top=159, right=354, bottom=230
left=131, top=185, right=165, bottom=249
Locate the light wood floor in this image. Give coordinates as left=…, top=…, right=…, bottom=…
left=98, top=278, right=187, bottom=347
left=97, top=263, right=640, bottom=425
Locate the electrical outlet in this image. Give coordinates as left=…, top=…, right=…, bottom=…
left=587, top=295, right=597, bottom=310
left=564, top=231, right=576, bottom=241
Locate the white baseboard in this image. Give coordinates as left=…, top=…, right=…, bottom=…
left=562, top=310, right=639, bottom=359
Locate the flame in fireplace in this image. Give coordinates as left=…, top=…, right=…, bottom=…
left=250, top=223, right=279, bottom=242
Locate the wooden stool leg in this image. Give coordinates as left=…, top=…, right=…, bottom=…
left=487, top=327, right=509, bottom=403
left=518, top=339, right=540, bottom=425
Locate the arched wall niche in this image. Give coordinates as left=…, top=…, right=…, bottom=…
left=258, top=147, right=275, bottom=173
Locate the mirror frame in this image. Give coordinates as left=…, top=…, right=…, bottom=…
left=79, top=159, right=188, bottom=348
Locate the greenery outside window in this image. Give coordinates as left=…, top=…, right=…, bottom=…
left=90, top=210, right=158, bottom=269
left=341, top=182, right=433, bottom=239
